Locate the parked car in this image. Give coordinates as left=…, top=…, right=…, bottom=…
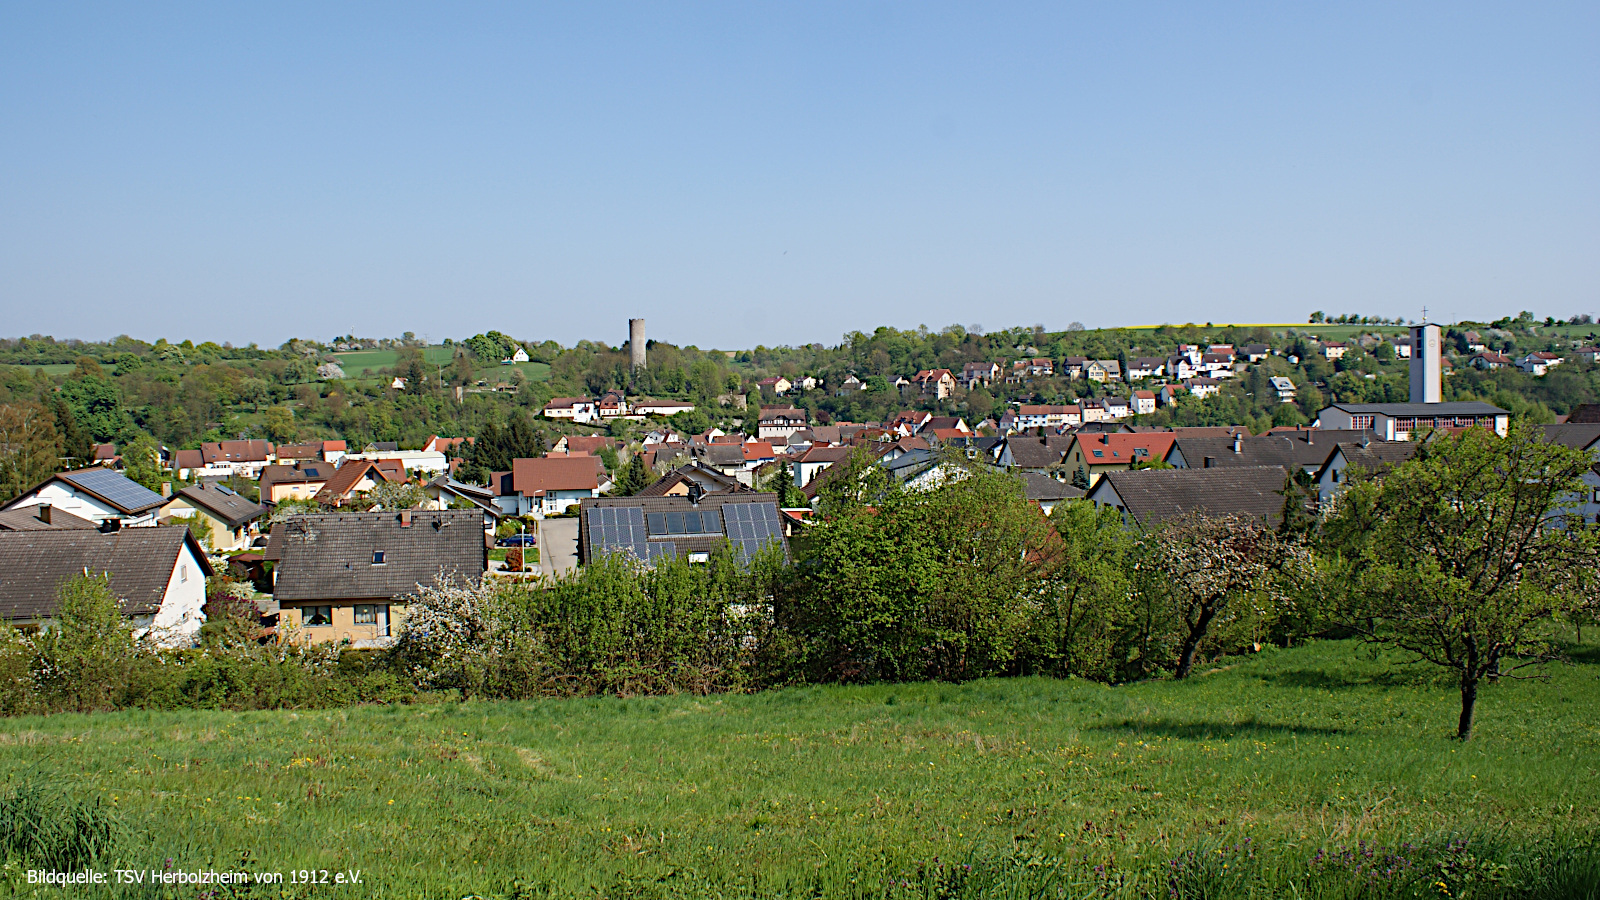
left=498, top=534, right=537, bottom=547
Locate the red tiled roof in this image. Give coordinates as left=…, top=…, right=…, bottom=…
left=1072, top=432, right=1179, bottom=467
left=510, top=457, right=600, bottom=496
left=742, top=442, right=776, bottom=461
left=372, top=459, right=407, bottom=482
left=201, top=440, right=273, bottom=464
left=563, top=435, right=616, bottom=455
left=423, top=436, right=474, bottom=452
left=319, top=459, right=398, bottom=499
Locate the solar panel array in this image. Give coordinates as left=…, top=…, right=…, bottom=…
left=586, top=506, right=649, bottom=560
left=62, top=468, right=165, bottom=511
left=645, top=509, right=721, bottom=536
left=722, top=502, right=783, bottom=559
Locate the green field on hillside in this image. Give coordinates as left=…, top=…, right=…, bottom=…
left=2, top=640, right=1596, bottom=898
left=505, top=360, right=551, bottom=382
left=329, top=348, right=551, bottom=384
left=330, top=346, right=454, bottom=376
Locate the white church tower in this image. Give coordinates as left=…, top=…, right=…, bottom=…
left=1409, top=322, right=1442, bottom=404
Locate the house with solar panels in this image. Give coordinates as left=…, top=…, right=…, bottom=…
left=578, top=493, right=789, bottom=566
left=1, top=469, right=167, bottom=528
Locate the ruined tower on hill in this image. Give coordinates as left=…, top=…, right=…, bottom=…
left=629, top=318, right=646, bottom=370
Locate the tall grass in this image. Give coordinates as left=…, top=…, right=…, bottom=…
left=0, top=776, right=119, bottom=870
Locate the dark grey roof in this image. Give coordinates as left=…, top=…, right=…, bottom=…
left=1326, top=401, right=1508, bottom=416
left=1540, top=423, right=1600, bottom=452
left=1171, top=431, right=1378, bottom=471
left=1006, top=435, right=1072, bottom=469
left=0, top=506, right=97, bottom=531
left=692, top=444, right=748, bottom=468
left=580, top=493, right=788, bottom=564
left=425, top=475, right=501, bottom=515
left=635, top=462, right=749, bottom=498
left=0, top=527, right=212, bottom=619
left=1090, top=466, right=1293, bottom=527
left=173, top=483, right=265, bottom=529
left=1321, top=441, right=1419, bottom=478
left=51, top=469, right=166, bottom=514
left=1567, top=404, right=1600, bottom=424
left=270, top=510, right=486, bottom=603
left=1020, top=473, right=1085, bottom=502
left=881, top=448, right=948, bottom=483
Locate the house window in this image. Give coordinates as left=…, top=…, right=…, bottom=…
left=180, top=564, right=188, bottom=583
left=303, top=606, right=333, bottom=627
left=372, top=550, right=386, bottom=565
left=354, top=604, right=384, bottom=625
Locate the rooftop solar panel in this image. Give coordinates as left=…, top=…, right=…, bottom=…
left=60, top=468, right=165, bottom=512
left=589, top=505, right=649, bottom=560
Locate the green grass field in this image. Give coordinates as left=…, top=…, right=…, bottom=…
left=330, top=347, right=454, bottom=377
left=1, top=640, right=1595, bottom=897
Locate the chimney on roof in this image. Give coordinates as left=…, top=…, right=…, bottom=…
left=1099, top=433, right=1109, bottom=444
left=161, top=481, right=172, bottom=497
left=38, top=504, right=51, bottom=525
left=98, top=518, right=121, bottom=533
left=1232, top=435, right=1242, bottom=454
left=1203, top=456, right=1214, bottom=468
left=400, top=510, right=412, bottom=528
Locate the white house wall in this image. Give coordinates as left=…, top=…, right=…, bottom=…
left=137, top=540, right=208, bottom=646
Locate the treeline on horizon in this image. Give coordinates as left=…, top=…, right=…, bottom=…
left=1, top=313, right=1598, bottom=495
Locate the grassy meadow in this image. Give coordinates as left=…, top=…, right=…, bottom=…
left=330, top=347, right=455, bottom=377
left=1, top=640, right=1597, bottom=898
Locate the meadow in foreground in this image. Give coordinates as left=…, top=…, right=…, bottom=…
left=1, top=639, right=1596, bottom=898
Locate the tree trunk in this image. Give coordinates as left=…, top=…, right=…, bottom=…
left=1174, top=602, right=1217, bottom=679
left=1457, top=674, right=1478, bottom=741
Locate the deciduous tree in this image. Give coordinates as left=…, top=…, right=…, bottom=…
left=1137, top=512, right=1301, bottom=679
left=0, top=402, right=59, bottom=503
left=1322, top=423, right=1600, bottom=739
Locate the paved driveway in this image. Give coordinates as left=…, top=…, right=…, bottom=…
left=537, top=517, right=580, bottom=578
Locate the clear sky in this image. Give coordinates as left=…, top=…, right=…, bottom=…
left=1, top=3, right=1596, bottom=350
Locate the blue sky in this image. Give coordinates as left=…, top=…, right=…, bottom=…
left=1, top=3, right=1595, bottom=350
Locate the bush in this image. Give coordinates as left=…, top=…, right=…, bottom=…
left=30, top=575, right=136, bottom=712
